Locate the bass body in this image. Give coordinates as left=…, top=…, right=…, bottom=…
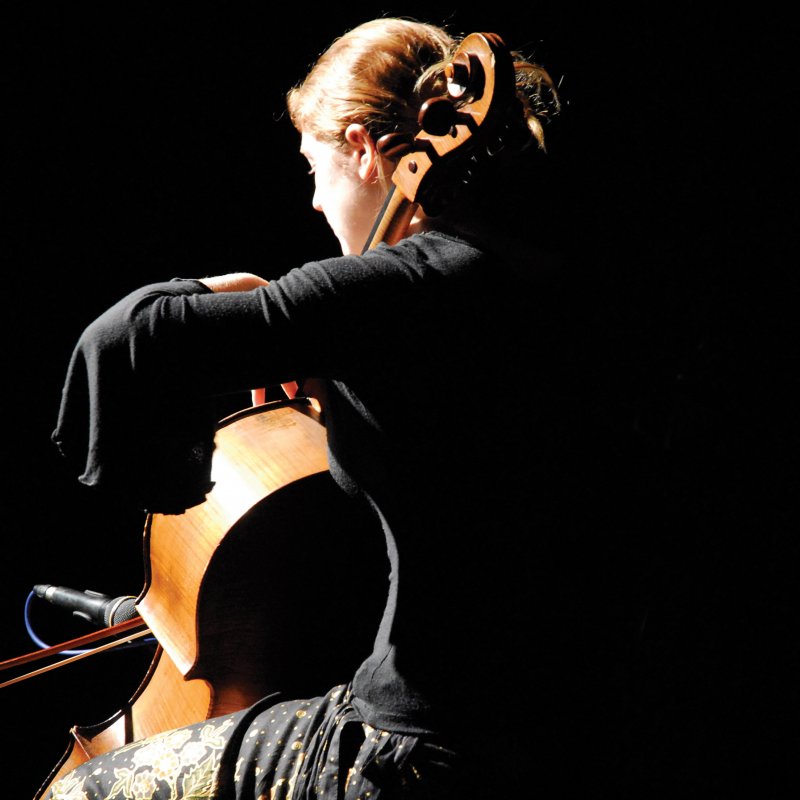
left=36, top=399, right=385, bottom=798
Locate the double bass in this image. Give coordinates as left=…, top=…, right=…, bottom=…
left=5, top=31, right=525, bottom=799
left=30, top=398, right=386, bottom=798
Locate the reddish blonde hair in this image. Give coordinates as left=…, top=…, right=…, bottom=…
left=287, top=18, right=559, bottom=154
left=287, top=18, right=454, bottom=147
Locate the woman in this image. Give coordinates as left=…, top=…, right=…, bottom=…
left=48, top=17, right=590, bottom=800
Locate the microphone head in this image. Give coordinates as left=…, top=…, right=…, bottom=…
left=105, top=596, right=139, bottom=626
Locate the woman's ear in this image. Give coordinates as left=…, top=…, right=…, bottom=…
left=344, top=123, right=379, bottom=182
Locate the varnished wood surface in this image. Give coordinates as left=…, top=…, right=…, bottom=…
left=138, top=400, right=329, bottom=681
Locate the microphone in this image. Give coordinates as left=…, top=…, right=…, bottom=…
left=33, top=584, right=139, bottom=627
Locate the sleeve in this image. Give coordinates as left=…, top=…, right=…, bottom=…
left=50, top=248, right=417, bottom=514
left=51, top=278, right=221, bottom=514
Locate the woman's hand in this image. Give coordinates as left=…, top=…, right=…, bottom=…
left=198, top=272, right=269, bottom=293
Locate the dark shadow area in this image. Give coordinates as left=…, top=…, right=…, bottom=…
left=3, top=5, right=794, bottom=795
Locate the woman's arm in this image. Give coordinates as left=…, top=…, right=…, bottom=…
left=197, top=272, right=304, bottom=406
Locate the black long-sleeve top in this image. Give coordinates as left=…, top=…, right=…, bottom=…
left=53, top=231, right=605, bottom=738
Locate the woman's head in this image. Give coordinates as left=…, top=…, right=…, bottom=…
left=288, top=18, right=561, bottom=253
left=289, top=19, right=455, bottom=253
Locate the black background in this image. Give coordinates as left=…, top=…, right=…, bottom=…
left=4, top=4, right=795, bottom=795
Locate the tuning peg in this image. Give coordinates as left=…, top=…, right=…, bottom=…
left=418, top=97, right=459, bottom=137
left=446, top=52, right=485, bottom=99
left=376, top=132, right=415, bottom=161
left=486, top=134, right=506, bottom=157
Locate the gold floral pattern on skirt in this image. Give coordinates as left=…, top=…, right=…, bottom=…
left=46, top=715, right=236, bottom=800
left=45, top=685, right=461, bottom=799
